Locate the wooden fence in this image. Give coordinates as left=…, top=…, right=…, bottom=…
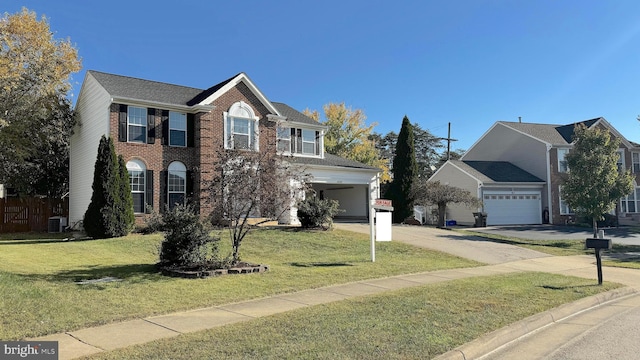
left=0, top=197, right=69, bottom=233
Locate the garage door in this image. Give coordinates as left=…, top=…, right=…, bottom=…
left=483, top=192, right=542, bottom=225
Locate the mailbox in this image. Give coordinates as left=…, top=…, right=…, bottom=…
left=585, top=238, right=612, bottom=250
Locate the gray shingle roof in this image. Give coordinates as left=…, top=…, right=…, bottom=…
left=452, top=160, right=544, bottom=183
left=288, top=153, right=379, bottom=171
left=89, top=70, right=204, bottom=106
left=271, top=102, right=321, bottom=126
left=499, top=118, right=603, bottom=145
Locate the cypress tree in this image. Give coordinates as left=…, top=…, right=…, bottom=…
left=386, top=116, right=418, bottom=223
left=83, top=135, right=128, bottom=238
left=116, top=155, right=135, bottom=235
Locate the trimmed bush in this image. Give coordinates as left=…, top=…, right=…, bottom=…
left=297, top=196, right=342, bottom=230
left=159, top=204, right=220, bottom=269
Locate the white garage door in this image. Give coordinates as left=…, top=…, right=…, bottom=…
left=483, top=192, right=542, bottom=225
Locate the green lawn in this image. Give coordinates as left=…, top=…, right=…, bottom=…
left=0, top=228, right=481, bottom=340
left=83, top=272, right=620, bottom=360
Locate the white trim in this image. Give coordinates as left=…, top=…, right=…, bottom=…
left=168, top=111, right=187, bottom=147
left=591, top=118, right=634, bottom=149
left=196, top=73, right=280, bottom=115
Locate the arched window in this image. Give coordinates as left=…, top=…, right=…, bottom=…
left=126, top=159, right=146, bottom=213
left=168, top=161, right=186, bottom=210
left=224, top=101, right=258, bottom=150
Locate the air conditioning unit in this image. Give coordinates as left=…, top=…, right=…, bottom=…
left=48, top=216, right=67, bottom=233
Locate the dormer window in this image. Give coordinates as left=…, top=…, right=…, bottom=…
left=224, top=101, right=258, bottom=151
left=277, top=126, right=321, bottom=156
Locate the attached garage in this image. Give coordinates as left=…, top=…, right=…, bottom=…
left=482, top=191, right=542, bottom=225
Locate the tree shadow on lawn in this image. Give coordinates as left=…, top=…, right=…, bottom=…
left=288, top=262, right=354, bottom=267
left=27, top=263, right=162, bottom=284
left=540, top=284, right=603, bottom=290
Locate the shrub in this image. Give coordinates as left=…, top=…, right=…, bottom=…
left=139, top=206, right=165, bottom=234
left=159, top=204, right=220, bottom=269
left=297, top=196, right=342, bottom=230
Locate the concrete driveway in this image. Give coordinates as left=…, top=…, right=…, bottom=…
left=469, top=224, right=640, bottom=246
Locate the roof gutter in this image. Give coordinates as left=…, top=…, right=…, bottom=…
left=111, top=96, right=215, bottom=113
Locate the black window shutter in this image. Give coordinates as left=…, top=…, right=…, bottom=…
left=186, top=170, right=194, bottom=202
left=145, top=170, right=154, bottom=213
left=187, top=114, right=195, bottom=147
left=118, top=104, right=128, bottom=142
left=159, top=170, right=167, bottom=212
left=147, top=108, right=155, bottom=144
left=315, top=131, right=320, bottom=155
left=161, top=110, right=169, bottom=145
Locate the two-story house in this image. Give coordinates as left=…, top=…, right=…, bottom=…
left=429, top=118, right=640, bottom=226
left=69, top=71, right=380, bottom=228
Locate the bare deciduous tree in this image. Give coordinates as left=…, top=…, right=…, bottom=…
left=207, top=128, right=309, bottom=264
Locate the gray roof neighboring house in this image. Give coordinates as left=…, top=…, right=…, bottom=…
left=451, top=160, right=544, bottom=183
left=499, top=118, right=603, bottom=145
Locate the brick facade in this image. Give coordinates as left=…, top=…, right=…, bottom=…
left=109, top=82, right=277, bottom=224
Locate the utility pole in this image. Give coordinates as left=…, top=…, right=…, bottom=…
left=439, top=122, right=458, bottom=160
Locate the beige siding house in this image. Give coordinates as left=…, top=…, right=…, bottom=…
left=430, top=118, right=640, bottom=226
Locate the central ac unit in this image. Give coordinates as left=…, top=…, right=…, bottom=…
left=48, top=216, right=67, bottom=233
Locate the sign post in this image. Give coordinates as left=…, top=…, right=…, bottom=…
left=370, top=199, right=394, bottom=262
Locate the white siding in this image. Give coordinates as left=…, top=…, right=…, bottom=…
left=69, top=73, right=111, bottom=228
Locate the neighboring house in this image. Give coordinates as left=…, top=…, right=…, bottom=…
left=69, top=71, right=380, bottom=228
left=430, top=118, right=640, bottom=226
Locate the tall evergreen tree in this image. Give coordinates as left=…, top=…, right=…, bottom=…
left=84, top=136, right=130, bottom=238
left=386, top=116, right=418, bottom=223
left=116, top=155, right=135, bottom=234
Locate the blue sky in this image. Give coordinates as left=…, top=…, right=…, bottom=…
left=8, top=1, right=640, bottom=151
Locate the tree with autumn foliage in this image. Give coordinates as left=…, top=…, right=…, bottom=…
left=0, top=8, right=81, bottom=195
left=304, top=103, right=390, bottom=182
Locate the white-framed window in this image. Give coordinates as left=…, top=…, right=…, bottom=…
left=617, top=150, right=625, bottom=172
left=292, top=128, right=320, bottom=156
left=127, top=159, right=146, bottom=213
left=277, top=126, right=291, bottom=153
left=557, top=148, right=569, bottom=173
left=632, top=152, right=640, bottom=173
left=168, top=161, right=186, bottom=210
left=128, top=106, right=147, bottom=143
left=559, top=186, right=574, bottom=215
left=302, top=130, right=316, bottom=154
left=224, top=102, right=258, bottom=151
left=621, top=184, right=640, bottom=213
left=169, top=111, right=187, bottom=147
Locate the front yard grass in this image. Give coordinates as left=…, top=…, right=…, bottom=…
left=0, top=228, right=481, bottom=340
left=83, top=272, right=620, bottom=360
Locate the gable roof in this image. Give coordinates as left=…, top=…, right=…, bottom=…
left=450, top=160, right=544, bottom=183
left=499, top=117, right=605, bottom=145
left=88, top=70, right=204, bottom=107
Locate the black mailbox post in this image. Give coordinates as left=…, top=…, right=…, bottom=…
left=585, top=238, right=612, bottom=285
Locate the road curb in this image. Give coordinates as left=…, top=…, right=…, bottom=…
left=433, top=286, right=639, bottom=360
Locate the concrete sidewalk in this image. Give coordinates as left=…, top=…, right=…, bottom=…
left=30, top=224, right=640, bottom=360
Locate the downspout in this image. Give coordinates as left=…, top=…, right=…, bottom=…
left=545, top=144, right=553, bottom=224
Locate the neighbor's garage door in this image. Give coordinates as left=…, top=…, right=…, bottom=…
left=483, top=192, right=542, bottom=225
